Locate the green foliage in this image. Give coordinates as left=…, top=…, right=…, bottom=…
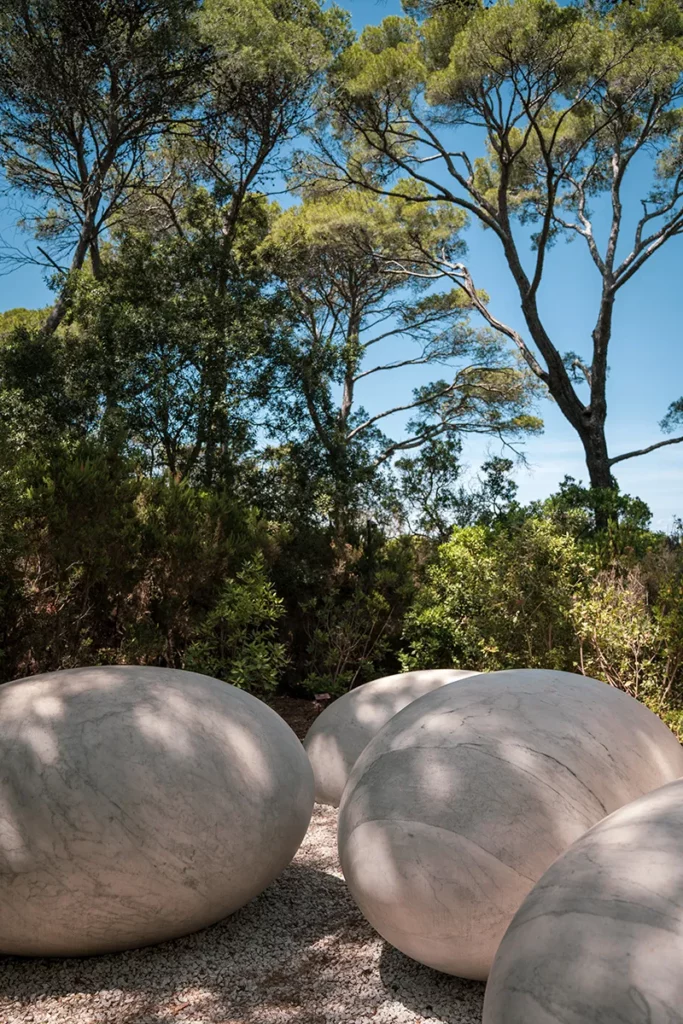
left=1, top=401, right=681, bottom=724
left=396, top=443, right=520, bottom=539
left=64, top=203, right=283, bottom=482
left=200, top=0, right=350, bottom=86
left=400, top=501, right=683, bottom=725
left=570, top=566, right=662, bottom=696
left=0, top=0, right=208, bottom=288
left=661, top=396, right=683, bottom=433
left=184, top=554, right=288, bottom=692
left=190, top=0, right=351, bottom=236
left=0, top=437, right=277, bottom=687
left=297, top=533, right=425, bottom=695
left=541, top=476, right=656, bottom=559
left=262, top=182, right=541, bottom=531
left=401, top=516, right=586, bottom=672
left=300, top=585, right=394, bottom=694
left=0, top=308, right=48, bottom=336
left=569, top=543, right=683, bottom=732
left=0, top=0, right=681, bottom=744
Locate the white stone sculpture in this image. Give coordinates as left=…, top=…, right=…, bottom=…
left=338, top=669, right=683, bottom=980
left=0, top=666, right=314, bottom=956
left=304, top=669, right=478, bottom=806
left=484, top=777, right=683, bottom=1024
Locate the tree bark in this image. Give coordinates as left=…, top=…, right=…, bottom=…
left=43, top=208, right=99, bottom=335
left=578, top=416, right=612, bottom=491
left=338, top=306, right=361, bottom=434
left=574, top=409, right=614, bottom=530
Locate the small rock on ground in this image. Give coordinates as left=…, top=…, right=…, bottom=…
left=0, top=806, right=484, bottom=1024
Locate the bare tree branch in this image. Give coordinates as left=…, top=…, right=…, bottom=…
left=609, top=435, right=683, bottom=467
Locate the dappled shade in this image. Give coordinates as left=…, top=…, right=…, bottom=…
left=304, top=669, right=479, bottom=806
left=338, top=669, right=683, bottom=980
left=0, top=666, right=314, bottom=956
left=0, top=804, right=485, bottom=1023
left=484, top=777, right=683, bottom=1024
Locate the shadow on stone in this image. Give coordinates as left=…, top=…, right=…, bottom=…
left=0, top=667, right=315, bottom=957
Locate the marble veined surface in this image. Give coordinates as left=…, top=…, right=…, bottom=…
left=484, top=777, right=683, bottom=1023
left=338, top=669, right=683, bottom=980
left=304, top=669, right=478, bottom=806
left=0, top=666, right=314, bottom=955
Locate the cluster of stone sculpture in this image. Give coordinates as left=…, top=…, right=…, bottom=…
left=306, top=666, right=683, bottom=1020
left=1, top=661, right=682, bottom=1024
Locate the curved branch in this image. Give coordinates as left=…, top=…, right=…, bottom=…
left=353, top=354, right=435, bottom=382
left=386, top=255, right=550, bottom=385
left=346, top=379, right=460, bottom=441
left=609, top=434, right=683, bottom=467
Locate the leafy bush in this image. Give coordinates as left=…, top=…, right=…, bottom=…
left=0, top=440, right=277, bottom=688
left=400, top=504, right=683, bottom=735
left=296, top=534, right=426, bottom=696
left=571, top=567, right=661, bottom=697
left=1, top=394, right=682, bottom=732
left=400, top=518, right=586, bottom=673
left=184, top=553, right=288, bottom=692
left=571, top=555, right=683, bottom=733
left=299, top=585, right=394, bottom=695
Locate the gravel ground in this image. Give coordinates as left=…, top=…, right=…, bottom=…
left=0, top=805, right=484, bottom=1024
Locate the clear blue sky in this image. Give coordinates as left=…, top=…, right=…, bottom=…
left=1, top=0, right=681, bottom=528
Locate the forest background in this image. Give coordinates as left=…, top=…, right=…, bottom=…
left=0, top=0, right=682, bottom=733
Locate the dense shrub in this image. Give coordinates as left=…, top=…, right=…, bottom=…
left=184, top=553, right=289, bottom=692
left=571, top=553, right=683, bottom=736
left=2, top=439, right=682, bottom=729
left=399, top=505, right=683, bottom=734
left=0, top=441, right=277, bottom=686
left=400, top=517, right=586, bottom=673
left=1, top=319, right=681, bottom=725
left=296, top=535, right=426, bottom=695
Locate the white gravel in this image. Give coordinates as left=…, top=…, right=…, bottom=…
left=0, top=805, right=484, bottom=1024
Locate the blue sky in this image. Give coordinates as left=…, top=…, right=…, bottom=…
left=1, top=0, right=681, bottom=527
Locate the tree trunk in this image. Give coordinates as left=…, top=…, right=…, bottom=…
left=43, top=209, right=99, bottom=335
left=43, top=290, right=70, bottom=335
left=581, top=424, right=612, bottom=490
left=338, top=306, right=361, bottom=433
left=90, top=237, right=103, bottom=280
left=576, top=412, right=614, bottom=529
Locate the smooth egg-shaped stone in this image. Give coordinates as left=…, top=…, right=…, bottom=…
left=0, top=666, right=314, bottom=956
left=484, top=778, right=683, bottom=1024
left=338, top=669, right=683, bottom=980
left=304, top=669, right=478, bottom=806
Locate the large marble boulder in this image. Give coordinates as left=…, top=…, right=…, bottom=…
left=484, top=778, right=683, bottom=1024
left=338, top=669, right=683, bottom=980
left=304, top=669, right=478, bottom=806
left=0, top=666, right=314, bottom=956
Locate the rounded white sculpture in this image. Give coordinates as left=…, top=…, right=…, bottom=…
left=338, top=669, right=683, bottom=980
left=484, top=777, right=683, bottom=1024
left=0, top=666, right=314, bottom=956
left=304, top=669, right=478, bottom=806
